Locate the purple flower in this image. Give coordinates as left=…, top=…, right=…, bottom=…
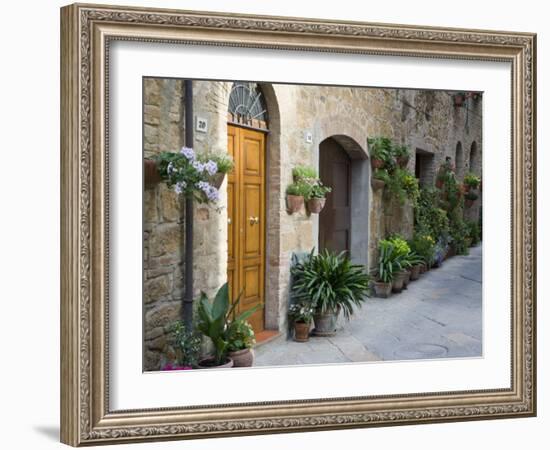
left=180, top=146, right=195, bottom=161
left=204, top=160, right=218, bottom=176
left=174, top=181, right=186, bottom=194
left=196, top=181, right=219, bottom=202
left=192, top=160, right=206, bottom=173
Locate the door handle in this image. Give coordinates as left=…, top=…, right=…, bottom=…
left=249, top=216, right=260, bottom=225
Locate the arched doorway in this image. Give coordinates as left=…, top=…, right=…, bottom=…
left=455, top=142, right=464, bottom=179
left=319, top=138, right=351, bottom=253
left=226, top=82, right=268, bottom=334
left=318, top=136, right=369, bottom=265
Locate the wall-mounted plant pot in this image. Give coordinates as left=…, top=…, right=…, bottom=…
left=286, top=194, right=304, bottom=214
left=371, top=178, right=385, bottom=191
left=144, top=158, right=161, bottom=185
left=371, top=158, right=384, bottom=169
left=307, top=197, right=326, bottom=214
left=373, top=281, right=392, bottom=298
left=397, top=156, right=409, bottom=168
left=210, top=172, right=226, bottom=189
left=453, top=94, right=465, bottom=106
left=435, top=179, right=444, bottom=189
left=465, top=199, right=475, bottom=208
left=293, top=321, right=311, bottom=342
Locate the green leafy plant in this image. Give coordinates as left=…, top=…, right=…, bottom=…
left=463, top=173, right=481, bottom=189
left=308, top=181, right=332, bottom=199
left=408, top=233, right=436, bottom=266
left=291, top=249, right=372, bottom=320
left=288, top=301, right=315, bottom=324
left=196, top=283, right=260, bottom=366
left=376, top=240, right=396, bottom=283
left=368, top=136, right=394, bottom=165
left=401, top=171, right=420, bottom=204
left=465, top=220, right=481, bottom=245
left=167, top=321, right=202, bottom=368
left=373, top=168, right=390, bottom=182
left=393, top=144, right=410, bottom=160
left=292, top=165, right=318, bottom=182
left=448, top=212, right=469, bottom=255
left=286, top=181, right=310, bottom=197
left=226, top=320, right=256, bottom=352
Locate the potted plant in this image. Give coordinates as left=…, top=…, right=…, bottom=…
left=226, top=319, right=256, bottom=367
left=387, top=236, right=410, bottom=293
left=393, top=144, right=410, bottom=168
left=163, top=321, right=202, bottom=370
left=367, top=136, right=393, bottom=169
left=306, top=181, right=332, bottom=214
left=286, top=182, right=308, bottom=214
left=288, top=301, right=315, bottom=342
left=374, top=240, right=394, bottom=298
left=204, top=153, right=235, bottom=188
left=463, top=172, right=481, bottom=191
left=292, top=165, right=318, bottom=184
left=464, top=191, right=478, bottom=208
left=372, top=168, right=389, bottom=191
left=291, top=249, right=371, bottom=336
left=453, top=92, right=466, bottom=106
left=196, top=283, right=260, bottom=369
left=408, top=234, right=435, bottom=279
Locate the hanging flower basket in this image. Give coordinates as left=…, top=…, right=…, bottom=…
left=307, top=197, right=326, bottom=214
left=371, top=158, right=385, bottom=169
left=209, top=172, right=226, bottom=189
left=286, top=194, right=304, bottom=213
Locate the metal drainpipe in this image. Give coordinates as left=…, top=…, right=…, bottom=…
left=182, top=80, right=194, bottom=330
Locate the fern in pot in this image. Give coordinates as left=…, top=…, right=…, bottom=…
left=291, top=249, right=372, bottom=336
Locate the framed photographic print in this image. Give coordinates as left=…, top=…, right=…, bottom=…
left=60, top=3, right=537, bottom=446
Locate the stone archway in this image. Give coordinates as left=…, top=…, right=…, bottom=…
left=316, top=133, right=370, bottom=267
left=455, top=141, right=464, bottom=179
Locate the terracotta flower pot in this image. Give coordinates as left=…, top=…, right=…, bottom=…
left=454, top=94, right=465, bottom=106
left=392, top=271, right=408, bottom=293
left=228, top=348, right=254, bottom=367
left=435, top=179, right=444, bottom=189
left=371, top=178, right=385, bottom=191
left=210, top=172, right=226, bottom=189
left=465, top=198, right=475, bottom=208
left=312, top=309, right=339, bottom=336
left=371, top=158, right=384, bottom=169
left=373, top=281, right=392, bottom=298
left=197, top=357, right=234, bottom=369
left=410, top=264, right=421, bottom=280
left=397, top=156, right=409, bottom=168
left=307, top=197, right=326, bottom=214
left=293, top=321, right=311, bottom=342
left=144, top=158, right=161, bottom=185
left=286, top=194, right=304, bottom=214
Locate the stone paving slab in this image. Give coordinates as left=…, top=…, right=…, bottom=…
left=254, top=244, right=482, bottom=367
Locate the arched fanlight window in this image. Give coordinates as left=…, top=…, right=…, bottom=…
left=228, top=82, right=268, bottom=130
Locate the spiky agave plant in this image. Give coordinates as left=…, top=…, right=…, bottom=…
left=291, top=249, right=371, bottom=320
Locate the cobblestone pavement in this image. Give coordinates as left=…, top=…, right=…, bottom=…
left=254, top=244, right=482, bottom=367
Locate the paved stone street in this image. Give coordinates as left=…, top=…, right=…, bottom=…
left=255, top=245, right=482, bottom=367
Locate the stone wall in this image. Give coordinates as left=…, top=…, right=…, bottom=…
left=142, top=79, right=482, bottom=370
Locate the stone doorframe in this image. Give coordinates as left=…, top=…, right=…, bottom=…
left=217, top=82, right=283, bottom=332
left=314, top=127, right=371, bottom=268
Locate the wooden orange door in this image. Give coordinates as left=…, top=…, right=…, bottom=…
left=227, top=124, right=266, bottom=333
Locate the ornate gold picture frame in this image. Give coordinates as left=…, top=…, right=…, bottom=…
left=60, top=3, right=536, bottom=446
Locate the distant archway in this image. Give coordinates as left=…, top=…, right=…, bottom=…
left=455, top=141, right=464, bottom=179
left=469, top=141, right=480, bottom=175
